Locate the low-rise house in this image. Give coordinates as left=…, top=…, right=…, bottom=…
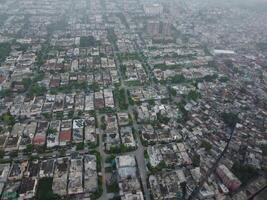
left=115, top=155, right=144, bottom=199
left=94, top=91, right=105, bottom=109
left=1, top=181, right=21, bottom=200
left=18, top=178, right=38, bottom=199
left=46, top=120, right=60, bottom=148
left=53, top=94, right=64, bottom=112
left=68, top=158, right=83, bottom=195
left=39, top=159, right=55, bottom=178
left=84, top=117, right=96, bottom=144
left=59, top=120, right=72, bottom=146
left=64, top=94, right=75, bottom=111
left=53, top=157, right=69, bottom=196
left=25, top=160, right=40, bottom=178
left=104, top=89, right=114, bottom=108
left=85, top=93, right=94, bottom=111
left=75, top=94, right=85, bottom=111
left=0, top=164, right=10, bottom=182
left=8, top=161, right=28, bottom=181
left=120, top=127, right=136, bottom=148
left=72, top=119, right=84, bottom=143
left=149, top=170, right=186, bottom=199
left=19, top=122, right=37, bottom=150
left=84, top=155, right=98, bottom=193
left=33, top=121, right=48, bottom=146
left=117, top=113, right=129, bottom=126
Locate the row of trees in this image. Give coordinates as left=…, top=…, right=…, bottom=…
left=114, top=87, right=128, bottom=110
left=0, top=42, right=11, bottom=62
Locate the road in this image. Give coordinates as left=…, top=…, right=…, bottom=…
left=97, top=107, right=150, bottom=200
left=97, top=126, right=109, bottom=200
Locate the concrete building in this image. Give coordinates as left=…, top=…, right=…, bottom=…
left=216, top=164, right=241, bottom=192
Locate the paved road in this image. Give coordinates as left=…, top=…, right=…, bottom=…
left=96, top=31, right=151, bottom=200
left=129, top=107, right=150, bottom=200
left=96, top=116, right=109, bottom=200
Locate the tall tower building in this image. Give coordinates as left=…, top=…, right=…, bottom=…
left=161, top=21, right=172, bottom=36
left=143, top=3, right=163, bottom=16
left=147, top=21, right=160, bottom=36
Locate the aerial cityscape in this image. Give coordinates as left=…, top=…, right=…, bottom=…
left=0, top=0, right=266, bottom=199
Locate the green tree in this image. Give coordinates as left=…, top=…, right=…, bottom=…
left=0, top=150, right=4, bottom=159
left=0, top=42, right=11, bottom=62
left=76, top=142, right=84, bottom=151
left=192, top=153, right=200, bottom=167
left=89, top=82, right=100, bottom=92
left=0, top=89, right=12, bottom=98
left=24, top=144, right=33, bottom=154
left=224, top=59, right=234, bottom=68
left=80, top=36, right=98, bottom=47
left=221, top=112, right=239, bottom=128
left=169, top=74, right=186, bottom=84
left=232, top=162, right=258, bottom=185
left=168, top=87, right=177, bottom=97
left=1, top=112, right=15, bottom=127
left=187, top=90, right=201, bottom=101
left=180, top=182, right=187, bottom=198
left=36, top=178, right=61, bottom=200
left=114, top=87, right=128, bottom=110
left=200, top=140, right=212, bottom=151
left=22, top=78, right=32, bottom=90
left=28, top=84, right=47, bottom=97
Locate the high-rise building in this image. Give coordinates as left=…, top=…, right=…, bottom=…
left=161, top=21, right=172, bottom=36
left=147, top=21, right=160, bottom=36
left=143, top=3, right=163, bottom=16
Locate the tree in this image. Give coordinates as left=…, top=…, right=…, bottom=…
left=28, top=84, right=47, bottom=97
left=168, top=87, right=177, bottom=97
left=10, top=151, right=18, bottom=158
left=33, top=72, right=45, bottom=82
left=219, top=76, right=229, bottom=83
left=76, top=142, right=84, bottom=151
left=208, top=60, right=217, bottom=68
left=147, top=160, right=167, bottom=174
left=114, top=87, right=128, bottom=110
left=100, top=116, right=106, bottom=130
left=192, top=153, right=200, bottom=167
left=169, top=74, right=186, bottom=84
left=224, top=59, right=234, bottom=68
left=187, top=90, right=201, bottom=101
left=36, top=43, right=50, bottom=67
left=180, top=182, right=187, bottom=198
left=36, top=178, right=61, bottom=200
left=200, top=140, right=212, bottom=151
left=147, top=99, right=155, bottom=107
left=107, top=180, right=120, bottom=193
left=22, top=78, right=32, bottom=90
left=0, top=89, right=12, bottom=98
left=0, top=42, right=11, bottom=62
left=46, top=128, right=57, bottom=135
left=0, top=150, right=4, bottom=159
left=1, top=112, right=15, bottom=127
left=80, top=36, right=98, bottom=47
left=232, top=162, right=258, bottom=185
left=89, top=82, right=100, bottom=92
left=221, top=112, right=239, bottom=128
left=256, top=42, right=267, bottom=51
left=157, top=112, right=170, bottom=124
left=24, top=144, right=33, bottom=154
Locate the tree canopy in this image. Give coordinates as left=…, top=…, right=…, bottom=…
left=221, top=112, right=239, bottom=128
